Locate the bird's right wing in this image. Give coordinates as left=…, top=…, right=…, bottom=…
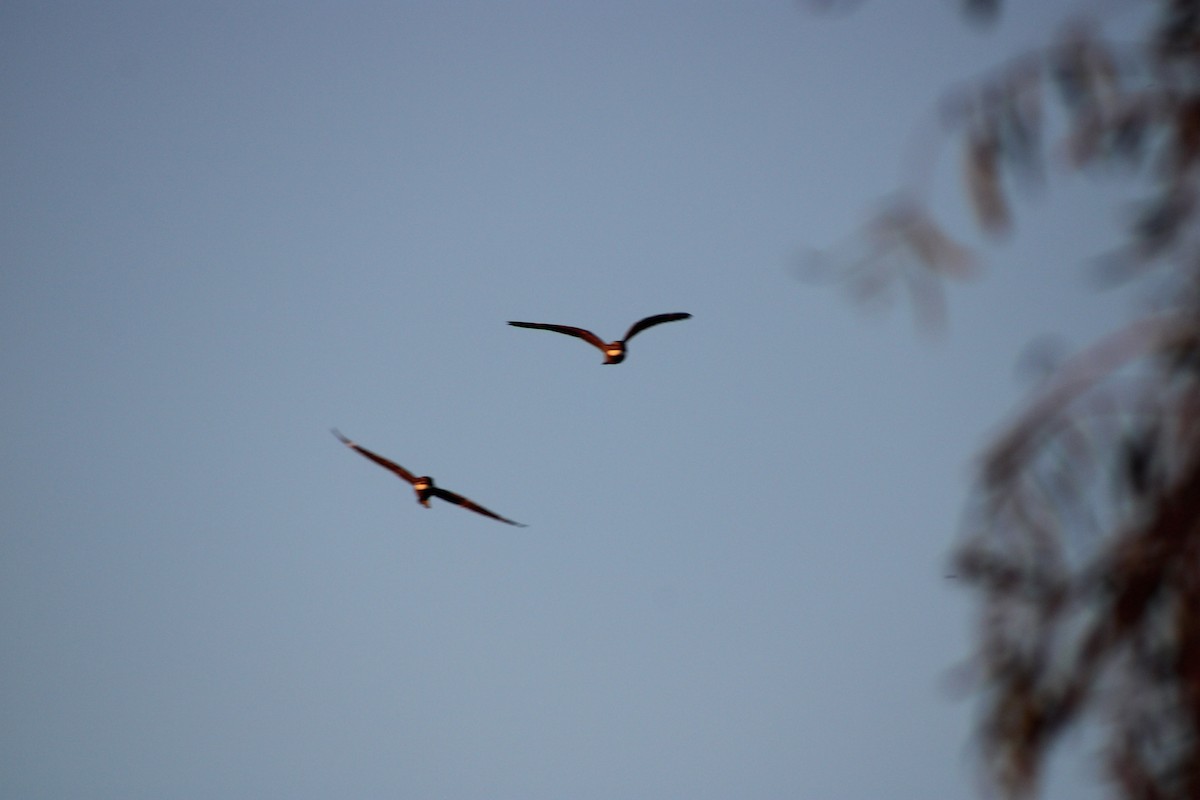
left=331, top=429, right=417, bottom=485
left=508, top=321, right=608, bottom=352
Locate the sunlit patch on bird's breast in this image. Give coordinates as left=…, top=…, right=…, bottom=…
left=606, top=348, right=622, bottom=357
left=414, top=480, right=431, bottom=491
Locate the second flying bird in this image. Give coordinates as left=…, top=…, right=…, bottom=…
left=508, top=312, right=691, bottom=365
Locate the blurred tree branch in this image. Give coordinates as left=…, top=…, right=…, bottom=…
left=808, top=2, right=1200, bottom=797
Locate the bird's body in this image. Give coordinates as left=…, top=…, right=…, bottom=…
left=411, top=477, right=436, bottom=507
left=332, top=429, right=525, bottom=526
left=508, top=312, right=692, bottom=364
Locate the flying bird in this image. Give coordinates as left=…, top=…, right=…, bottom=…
left=332, top=429, right=526, bottom=526
left=507, top=312, right=692, bottom=364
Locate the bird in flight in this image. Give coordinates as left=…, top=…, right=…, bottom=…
left=332, top=429, right=526, bottom=526
left=507, top=312, right=692, bottom=364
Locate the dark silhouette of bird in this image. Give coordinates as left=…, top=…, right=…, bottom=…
left=332, top=429, right=526, bottom=526
left=507, top=312, right=692, bottom=364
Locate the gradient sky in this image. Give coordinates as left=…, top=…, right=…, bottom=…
left=2, top=2, right=1146, bottom=798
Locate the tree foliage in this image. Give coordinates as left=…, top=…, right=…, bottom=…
left=811, top=2, right=1200, bottom=797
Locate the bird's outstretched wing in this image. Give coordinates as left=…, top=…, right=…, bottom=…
left=622, top=312, right=692, bottom=342
left=331, top=429, right=417, bottom=485
left=430, top=487, right=527, bottom=526
left=508, top=321, right=608, bottom=352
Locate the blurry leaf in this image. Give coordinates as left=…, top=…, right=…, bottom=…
left=1088, top=180, right=1190, bottom=284
left=1109, top=102, right=1153, bottom=164
left=1088, top=187, right=1197, bottom=281
left=962, top=0, right=1001, bottom=27
left=846, top=262, right=896, bottom=310
left=875, top=202, right=977, bottom=277
left=1064, top=97, right=1155, bottom=170
left=982, top=316, right=1190, bottom=489
left=1171, top=96, right=1200, bottom=171
left=1120, top=423, right=1160, bottom=499
left=1064, top=107, right=1107, bottom=168
left=802, top=199, right=977, bottom=332
left=1155, top=0, right=1200, bottom=61
left=1159, top=329, right=1200, bottom=375
left=1132, top=186, right=1195, bottom=260
left=796, top=231, right=899, bottom=315
left=1051, top=26, right=1120, bottom=114
left=797, top=0, right=867, bottom=15
left=907, top=217, right=976, bottom=276
left=902, top=265, right=949, bottom=335
left=1051, top=45, right=1092, bottom=112
left=964, top=127, right=1013, bottom=236
left=996, top=69, right=1046, bottom=189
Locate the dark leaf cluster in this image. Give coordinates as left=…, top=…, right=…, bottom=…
left=958, top=312, right=1200, bottom=798
left=808, top=2, right=1200, bottom=797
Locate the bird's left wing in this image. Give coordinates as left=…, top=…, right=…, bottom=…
left=430, top=486, right=527, bottom=526
left=622, top=312, right=692, bottom=341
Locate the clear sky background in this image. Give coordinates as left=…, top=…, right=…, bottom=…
left=2, top=2, right=1146, bottom=798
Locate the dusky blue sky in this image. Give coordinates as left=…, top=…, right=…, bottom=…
left=2, top=2, right=1147, bottom=798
